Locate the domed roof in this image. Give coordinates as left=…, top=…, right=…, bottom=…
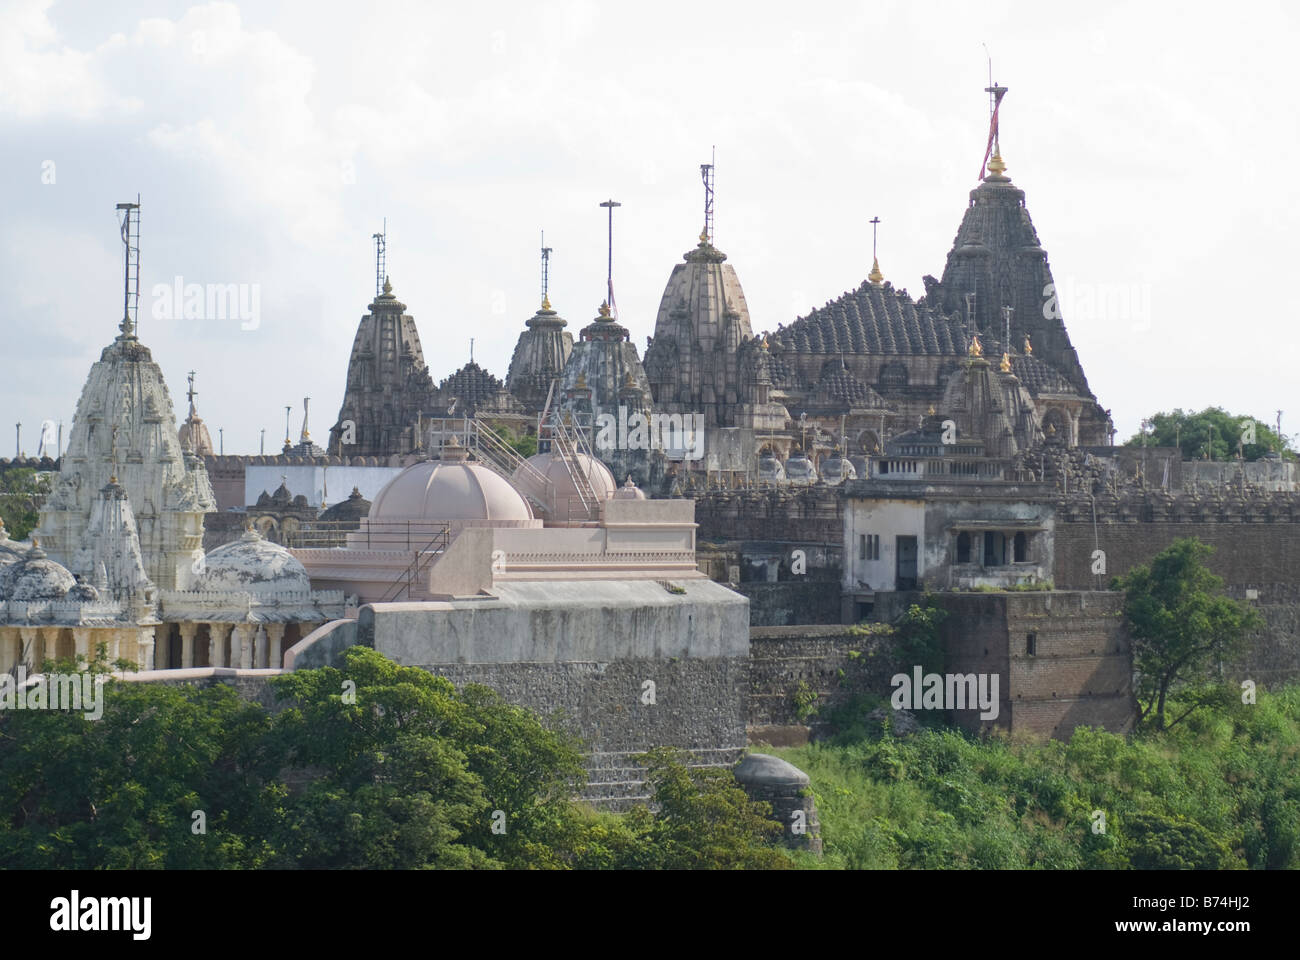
left=192, top=526, right=311, bottom=594
left=613, top=476, right=647, bottom=500
left=320, top=487, right=371, bottom=523
left=370, top=438, right=534, bottom=523
left=513, top=449, right=616, bottom=513
left=0, top=542, right=75, bottom=601
left=67, top=576, right=101, bottom=603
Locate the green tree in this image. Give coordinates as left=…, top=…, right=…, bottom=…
left=1116, top=538, right=1261, bottom=730
left=892, top=597, right=948, bottom=675
left=492, top=425, right=538, bottom=459
left=623, top=747, right=792, bottom=869
left=267, top=645, right=584, bottom=868
left=1125, top=407, right=1291, bottom=461
left=0, top=654, right=280, bottom=869
left=0, top=467, right=53, bottom=540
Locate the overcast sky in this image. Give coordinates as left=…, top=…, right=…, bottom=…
left=3, top=0, right=1297, bottom=457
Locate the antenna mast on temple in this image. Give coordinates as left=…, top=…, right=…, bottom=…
left=284, top=405, right=292, bottom=452
left=115, top=196, right=141, bottom=338
left=599, top=199, right=621, bottom=317
left=868, top=216, right=884, bottom=286
left=540, top=230, right=553, bottom=309
left=372, top=218, right=387, bottom=298
left=700, top=147, right=715, bottom=244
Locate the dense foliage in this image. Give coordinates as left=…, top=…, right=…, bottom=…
left=0, top=647, right=790, bottom=869
left=1124, top=407, right=1292, bottom=461
left=771, top=684, right=1300, bottom=870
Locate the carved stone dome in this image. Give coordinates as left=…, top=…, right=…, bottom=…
left=370, top=438, right=534, bottom=523
left=192, top=526, right=311, bottom=594
left=0, top=542, right=75, bottom=601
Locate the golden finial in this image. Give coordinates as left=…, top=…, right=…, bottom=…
left=1000, top=352, right=1012, bottom=373
left=927, top=405, right=936, bottom=417
left=1045, top=421, right=1056, bottom=436
left=987, top=147, right=1007, bottom=177
left=760, top=334, right=769, bottom=350
left=1023, top=334, right=1032, bottom=356
left=541, top=294, right=552, bottom=311
left=382, top=277, right=393, bottom=295
left=868, top=256, right=884, bottom=286
left=598, top=301, right=611, bottom=319
left=968, top=334, right=983, bottom=357
left=699, top=227, right=710, bottom=245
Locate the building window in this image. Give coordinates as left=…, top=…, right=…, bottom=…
left=1026, top=632, right=1037, bottom=656
left=861, top=533, right=880, bottom=561
left=983, top=531, right=1006, bottom=566
left=956, top=531, right=971, bottom=564
left=1013, top=532, right=1028, bottom=562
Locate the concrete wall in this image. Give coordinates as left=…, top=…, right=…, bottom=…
left=357, top=579, right=750, bottom=807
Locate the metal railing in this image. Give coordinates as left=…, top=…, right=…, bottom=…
left=284, top=519, right=449, bottom=550
left=378, top=524, right=453, bottom=603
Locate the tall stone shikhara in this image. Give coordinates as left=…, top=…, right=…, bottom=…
left=329, top=278, right=435, bottom=457
left=37, top=315, right=214, bottom=591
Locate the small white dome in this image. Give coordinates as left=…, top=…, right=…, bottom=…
left=0, top=543, right=75, bottom=601
left=371, top=438, right=534, bottom=523
left=193, top=527, right=311, bottom=594
left=513, top=449, right=616, bottom=515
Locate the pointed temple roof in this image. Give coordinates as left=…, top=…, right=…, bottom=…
left=932, top=152, right=1093, bottom=398
left=506, top=300, right=573, bottom=413
left=437, top=361, right=525, bottom=418
left=38, top=311, right=215, bottom=591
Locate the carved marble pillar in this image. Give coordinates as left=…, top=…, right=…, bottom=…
left=179, top=622, right=198, bottom=669
left=0, top=628, right=16, bottom=673
left=254, top=624, right=268, bottom=669
left=71, top=627, right=92, bottom=663
left=18, top=627, right=41, bottom=671
left=208, top=623, right=233, bottom=668
left=107, top=629, right=121, bottom=664
left=265, top=623, right=286, bottom=669
left=233, top=624, right=256, bottom=670
left=41, top=627, right=61, bottom=667
left=137, top=627, right=156, bottom=671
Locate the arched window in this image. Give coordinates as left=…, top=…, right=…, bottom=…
left=1013, top=532, right=1028, bottom=562
left=956, top=531, right=971, bottom=564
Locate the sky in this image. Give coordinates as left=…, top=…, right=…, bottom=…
left=2, top=0, right=1298, bottom=456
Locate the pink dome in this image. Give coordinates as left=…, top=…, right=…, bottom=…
left=512, top=450, right=616, bottom=515
left=370, top=440, right=534, bottom=523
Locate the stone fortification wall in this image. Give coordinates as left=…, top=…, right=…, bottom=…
left=747, top=624, right=902, bottom=736
left=935, top=591, right=1135, bottom=738
left=354, top=579, right=750, bottom=808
